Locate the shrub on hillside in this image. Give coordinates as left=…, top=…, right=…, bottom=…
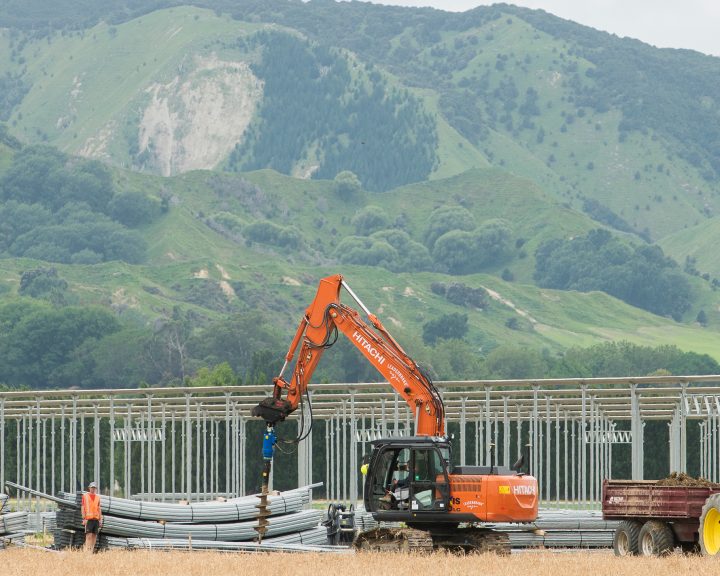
left=534, top=229, right=692, bottom=319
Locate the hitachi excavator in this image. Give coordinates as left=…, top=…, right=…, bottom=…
left=252, top=274, right=537, bottom=552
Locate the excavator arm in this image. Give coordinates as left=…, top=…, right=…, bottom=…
left=252, top=274, right=445, bottom=437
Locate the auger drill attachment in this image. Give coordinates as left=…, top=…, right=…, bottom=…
left=254, top=424, right=276, bottom=542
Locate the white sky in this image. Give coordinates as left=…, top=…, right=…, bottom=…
left=352, top=1, right=720, bottom=56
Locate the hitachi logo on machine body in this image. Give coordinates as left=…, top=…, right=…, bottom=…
left=513, top=485, right=537, bottom=495
left=352, top=331, right=385, bottom=365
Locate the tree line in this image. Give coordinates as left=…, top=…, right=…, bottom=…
left=0, top=144, right=163, bottom=264
left=227, top=31, right=437, bottom=192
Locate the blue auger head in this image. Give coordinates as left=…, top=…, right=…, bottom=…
left=262, top=425, right=277, bottom=460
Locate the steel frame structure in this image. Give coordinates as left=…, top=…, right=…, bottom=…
left=2, top=375, right=720, bottom=512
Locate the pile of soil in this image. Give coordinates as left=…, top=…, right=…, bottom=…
left=656, top=472, right=720, bottom=488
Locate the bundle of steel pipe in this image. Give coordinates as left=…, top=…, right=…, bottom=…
left=0, top=511, right=28, bottom=535
left=0, top=494, right=8, bottom=513
left=55, top=486, right=313, bottom=523
left=99, top=526, right=337, bottom=552
left=54, top=507, right=323, bottom=542
left=352, top=508, right=401, bottom=532
left=99, top=537, right=349, bottom=554
left=0, top=533, right=26, bottom=549
left=488, top=509, right=619, bottom=548
left=0, top=510, right=28, bottom=548
left=508, top=530, right=614, bottom=548
left=52, top=527, right=85, bottom=550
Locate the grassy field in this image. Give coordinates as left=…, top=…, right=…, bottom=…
left=5, top=549, right=720, bottom=576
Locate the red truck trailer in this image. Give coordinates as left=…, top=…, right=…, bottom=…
left=602, top=479, right=720, bottom=556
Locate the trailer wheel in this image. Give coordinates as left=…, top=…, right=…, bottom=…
left=638, top=520, right=674, bottom=556
left=613, top=520, right=642, bottom=556
left=699, top=493, right=720, bottom=556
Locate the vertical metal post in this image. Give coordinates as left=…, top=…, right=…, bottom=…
left=93, top=404, right=100, bottom=489
left=545, top=396, right=550, bottom=503
left=109, top=397, right=115, bottom=497
left=185, top=393, right=192, bottom=500
left=485, top=387, right=492, bottom=464
left=225, top=392, right=230, bottom=497
left=680, top=382, right=688, bottom=473
left=393, top=393, right=399, bottom=436
left=630, top=384, right=643, bottom=480
left=700, top=422, right=706, bottom=479
left=51, top=416, right=56, bottom=495
left=124, top=404, right=131, bottom=498
left=571, top=418, right=576, bottom=504
left=210, top=415, right=215, bottom=499
left=350, top=390, right=357, bottom=503
left=532, top=385, right=539, bottom=478
left=589, top=396, right=595, bottom=505
left=161, top=403, right=166, bottom=501
left=147, top=396, right=154, bottom=499
left=71, top=396, right=78, bottom=493
left=478, top=403, right=484, bottom=466
left=60, top=405, right=66, bottom=493
left=460, top=397, right=467, bottom=467
left=336, top=412, right=341, bottom=502
left=325, top=419, right=330, bottom=500
left=555, top=404, right=560, bottom=506
left=580, top=385, right=587, bottom=505
left=35, top=402, right=41, bottom=516
left=0, top=399, right=4, bottom=491
left=563, top=412, right=568, bottom=503
left=80, top=413, right=85, bottom=491
left=342, top=401, right=348, bottom=503
left=380, top=398, right=387, bottom=437
left=171, top=412, right=176, bottom=498
left=502, top=396, right=510, bottom=468
left=42, top=418, right=47, bottom=498
left=515, top=405, right=522, bottom=471
left=140, top=412, right=145, bottom=498
left=195, top=403, right=201, bottom=499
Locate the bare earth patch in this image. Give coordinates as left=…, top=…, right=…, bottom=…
left=219, top=280, right=236, bottom=299
left=482, top=285, right=538, bottom=324
left=137, top=54, right=263, bottom=175
left=111, top=288, right=138, bottom=309
left=216, top=264, right=231, bottom=280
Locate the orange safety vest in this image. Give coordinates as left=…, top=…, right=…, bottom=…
left=81, top=493, right=102, bottom=521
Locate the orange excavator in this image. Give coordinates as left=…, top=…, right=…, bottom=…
left=252, top=274, right=537, bottom=552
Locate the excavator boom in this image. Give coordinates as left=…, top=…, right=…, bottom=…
left=252, top=274, right=444, bottom=436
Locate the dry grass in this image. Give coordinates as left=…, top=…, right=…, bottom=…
left=4, top=549, right=720, bottom=576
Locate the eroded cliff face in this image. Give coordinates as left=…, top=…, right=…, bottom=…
left=134, top=54, right=263, bottom=176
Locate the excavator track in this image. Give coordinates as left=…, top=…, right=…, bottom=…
left=431, top=527, right=511, bottom=555
left=353, top=527, right=511, bottom=554
left=353, top=528, right=434, bottom=553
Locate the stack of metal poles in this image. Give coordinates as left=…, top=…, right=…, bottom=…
left=0, top=510, right=28, bottom=549
left=488, top=509, right=620, bottom=548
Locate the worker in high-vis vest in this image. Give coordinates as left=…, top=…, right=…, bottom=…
left=81, top=481, right=103, bottom=552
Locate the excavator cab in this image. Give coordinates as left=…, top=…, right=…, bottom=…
left=364, top=437, right=452, bottom=522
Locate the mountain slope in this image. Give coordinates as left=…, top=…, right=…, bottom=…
left=2, top=3, right=720, bottom=240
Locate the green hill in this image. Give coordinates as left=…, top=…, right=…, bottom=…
left=1, top=154, right=718, bottom=358
left=1, top=2, right=720, bottom=387
left=659, top=218, right=720, bottom=279
left=1, top=3, right=720, bottom=240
